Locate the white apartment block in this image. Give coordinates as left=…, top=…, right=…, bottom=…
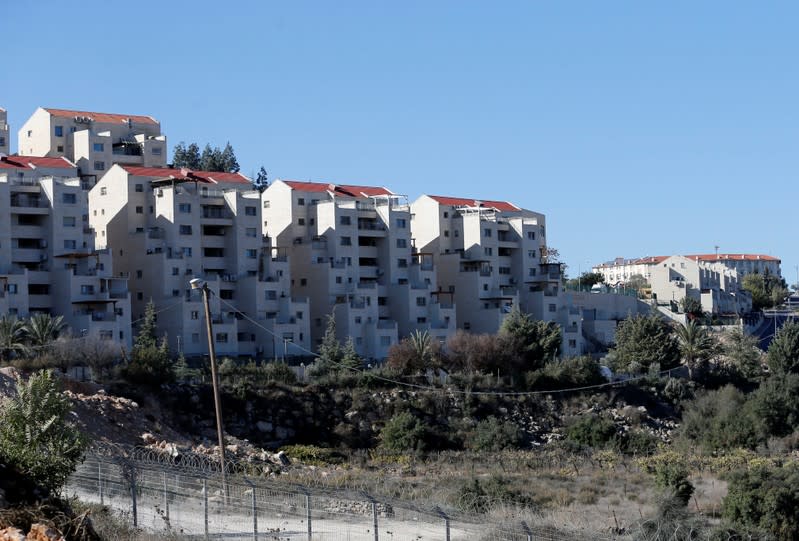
left=18, top=108, right=167, bottom=182
left=0, top=108, right=9, bottom=155
left=594, top=253, right=782, bottom=285
left=89, top=165, right=309, bottom=359
left=411, top=195, right=582, bottom=357
left=262, top=180, right=456, bottom=360
left=0, top=155, right=131, bottom=345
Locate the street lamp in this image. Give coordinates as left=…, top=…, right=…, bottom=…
left=189, top=278, right=227, bottom=499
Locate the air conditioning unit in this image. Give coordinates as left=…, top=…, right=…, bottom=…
left=156, top=189, right=163, bottom=197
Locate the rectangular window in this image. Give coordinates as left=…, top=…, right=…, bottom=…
left=528, top=250, right=536, bottom=258
left=245, top=227, right=257, bottom=237
left=529, top=268, right=537, bottom=276
left=54, top=126, right=63, bottom=137
left=380, top=336, right=391, bottom=346
left=152, top=147, right=162, bottom=155
left=266, top=290, right=277, bottom=300
left=298, top=218, right=305, bottom=226
left=484, top=247, right=493, bottom=256
left=245, top=249, right=257, bottom=258
left=179, top=225, right=192, bottom=235
left=444, top=230, right=450, bottom=237
left=63, top=216, right=76, bottom=227
left=417, top=317, right=427, bottom=324
left=172, top=289, right=180, bottom=297
left=63, top=240, right=77, bottom=249
left=62, top=193, right=76, bottom=204
left=172, top=267, right=179, bottom=276
left=182, top=247, right=192, bottom=257
left=135, top=206, right=143, bottom=214
left=297, top=198, right=305, bottom=206
left=6, top=284, right=17, bottom=294
left=416, top=297, right=427, bottom=306
left=178, top=203, right=191, bottom=213
left=135, top=184, right=143, bottom=192
left=396, top=238, right=407, bottom=248
left=341, top=237, right=352, bottom=246
left=335, top=276, right=342, bottom=284
left=245, top=206, right=257, bottom=216
left=548, top=303, right=557, bottom=313
left=499, top=266, right=511, bottom=275
left=215, top=333, right=228, bottom=343
left=396, top=218, right=407, bottom=228
left=484, top=228, right=492, bottom=237
left=527, top=231, right=536, bottom=240
left=340, top=216, right=351, bottom=225
left=263, top=200, right=270, bottom=208
left=94, top=161, right=105, bottom=171
left=398, top=258, right=408, bottom=268
left=80, top=284, right=94, bottom=294
left=93, top=142, right=104, bottom=152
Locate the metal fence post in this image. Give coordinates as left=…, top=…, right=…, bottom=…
left=245, top=478, right=257, bottom=541
left=372, top=500, right=379, bottom=541
left=521, top=520, right=532, bottom=541
left=130, top=465, right=138, bottom=529
left=203, top=478, right=209, bottom=539
left=162, top=472, right=169, bottom=522
left=305, top=492, right=312, bottom=541
left=98, top=462, right=103, bottom=506
left=436, top=507, right=450, bottom=541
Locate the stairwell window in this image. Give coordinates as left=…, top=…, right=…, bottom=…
left=94, top=161, right=105, bottom=171
left=54, top=126, right=63, bottom=137
left=93, top=143, right=104, bottom=152
left=179, top=225, right=192, bottom=235
left=62, top=193, right=76, bottom=204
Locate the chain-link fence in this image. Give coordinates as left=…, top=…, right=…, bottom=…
left=67, top=446, right=624, bottom=541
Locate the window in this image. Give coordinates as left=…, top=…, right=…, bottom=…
left=568, top=339, right=577, bottom=349
left=54, top=126, right=63, bottom=137
left=172, top=289, right=180, bottom=297
left=94, top=161, right=105, bottom=171
left=380, top=336, right=392, bottom=346
left=245, top=206, right=257, bottom=216
left=215, top=333, right=228, bottom=343
left=499, top=266, right=511, bottom=275
left=484, top=247, right=493, bottom=256
left=263, top=200, right=270, bottom=208
left=99, top=330, right=113, bottom=341
left=528, top=250, right=536, bottom=258
left=135, top=206, right=143, bottom=214
left=548, top=303, right=557, bottom=313
left=172, top=267, right=179, bottom=276
left=135, top=184, right=143, bottom=192
left=398, top=258, right=408, bottom=268
left=137, top=292, right=143, bottom=300
left=266, top=290, right=277, bottom=300
left=245, top=227, right=257, bottom=237
left=93, top=143, right=104, bottom=152
left=179, top=225, right=192, bottom=235
left=396, top=218, right=407, bottom=228
left=182, top=247, right=192, bottom=257
left=527, top=231, right=536, bottom=240
left=152, top=147, right=162, bottom=155
left=63, top=216, right=76, bottom=227
left=417, top=317, right=427, bottom=323
left=80, top=284, right=95, bottom=295
left=444, top=230, right=449, bottom=237
left=416, top=297, right=427, bottom=306
left=297, top=198, right=305, bottom=206
left=454, top=229, right=459, bottom=237
left=245, top=249, right=257, bottom=258
left=6, top=284, right=17, bottom=294
left=335, top=276, right=342, bottom=284
left=443, top=211, right=449, bottom=218
left=296, top=311, right=303, bottom=320
left=340, top=216, right=351, bottom=225
left=341, top=237, right=352, bottom=246
left=484, top=228, right=492, bottom=237
left=356, top=337, right=363, bottom=346
left=396, top=238, right=407, bottom=248
left=62, top=193, right=76, bottom=204
left=63, top=239, right=77, bottom=249
left=529, top=268, right=537, bottom=277
left=57, top=145, right=64, bottom=152
left=298, top=218, right=305, bottom=226
left=0, top=137, right=5, bottom=147
left=300, top=278, right=307, bottom=286
left=149, top=206, right=153, bottom=214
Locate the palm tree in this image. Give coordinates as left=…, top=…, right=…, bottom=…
left=409, top=330, right=434, bottom=369
left=25, top=313, right=67, bottom=352
left=0, top=315, right=28, bottom=363
left=676, top=320, right=719, bottom=379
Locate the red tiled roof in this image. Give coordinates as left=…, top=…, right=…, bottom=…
left=0, top=155, right=76, bottom=169
left=121, top=165, right=251, bottom=185
left=44, top=108, right=159, bottom=125
left=688, top=254, right=781, bottom=263
left=428, top=195, right=520, bottom=212
left=282, top=180, right=393, bottom=197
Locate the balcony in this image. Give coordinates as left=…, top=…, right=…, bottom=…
left=10, top=196, right=49, bottom=213
left=12, top=248, right=45, bottom=263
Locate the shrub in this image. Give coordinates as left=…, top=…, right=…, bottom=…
left=766, top=321, right=799, bottom=375
left=678, top=385, right=762, bottom=451
left=454, top=476, right=535, bottom=514
left=609, top=314, right=680, bottom=374
left=723, top=464, right=799, bottom=540
left=525, top=356, right=604, bottom=391
left=379, top=412, right=429, bottom=452
left=469, top=417, right=522, bottom=451
left=0, top=370, right=89, bottom=494
left=638, top=451, right=694, bottom=506
left=751, top=374, right=799, bottom=438
left=564, top=414, right=618, bottom=449
left=278, top=444, right=346, bottom=466
left=443, top=331, right=507, bottom=374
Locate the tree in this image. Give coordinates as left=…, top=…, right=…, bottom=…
left=124, top=301, right=174, bottom=385
left=200, top=144, right=223, bottom=172
left=0, top=370, right=89, bottom=493
left=743, top=271, right=789, bottom=311
left=25, top=313, right=66, bottom=351
left=723, top=327, right=762, bottom=379
left=220, top=142, right=240, bottom=173
left=499, top=306, right=561, bottom=372
left=609, top=314, right=679, bottom=374
left=766, top=320, right=799, bottom=375
left=253, top=166, right=268, bottom=192
left=387, top=330, right=439, bottom=374
left=134, top=300, right=158, bottom=350
left=379, top=411, right=429, bottom=452
left=675, top=320, right=718, bottom=379
left=172, top=141, right=201, bottom=169
left=679, top=296, right=704, bottom=319
left=0, top=315, right=28, bottom=363
left=173, top=141, right=239, bottom=172
left=566, top=272, right=605, bottom=291
left=339, top=337, right=363, bottom=371
left=723, top=464, right=799, bottom=540
left=751, top=374, right=799, bottom=438
left=626, top=274, right=650, bottom=293
left=312, top=314, right=343, bottom=377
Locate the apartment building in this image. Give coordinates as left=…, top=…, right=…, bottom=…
left=18, top=107, right=167, bottom=181
left=594, top=253, right=782, bottom=285
left=411, top=195, right=582, bottom=356
left=89, top=165, right=309, bottom=358
left=262, top=180, right=456, bottom=360
left=0, top=108, right=8, bottom=155
left=0, top=155, right=131, bottom=344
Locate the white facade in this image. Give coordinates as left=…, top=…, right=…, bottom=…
left=90, top=165, right=309, bottom=358
left=18, top=108, right=167, bottom=181
left=0, top=156, right=131, bottom=345
left=410, top=195, right=582, bottom=357
left=262, top=180, right=456, bottom=360
left=0, top=108, right=9, bottom=155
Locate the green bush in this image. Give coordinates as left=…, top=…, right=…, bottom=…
left=639, top=452, right=694, bottom=506
left=278, top=444, right=346, bottom=465
left=468, top=417, right=522, bottom=451
left=524, top=356, right=604, bottom=391
left=379, top=411, right=429, bottom=452
left=678, top=385, right=762, bottom=451
left=454, top=476, right=535, bottom=514
left=723, top=464, right=799, bottom=540
left=0, top=370, right=89, bottom=493
left=618, top=430, right=660, bottom=456
left=564, top=414, right=618, bottom=449
left=751, top=374, right=799, bottom=438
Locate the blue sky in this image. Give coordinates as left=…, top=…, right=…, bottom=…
left=4, top=1, right=798, bottom=284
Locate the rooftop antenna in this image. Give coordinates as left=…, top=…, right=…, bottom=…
left=714, top=245, right=719, bottom=258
